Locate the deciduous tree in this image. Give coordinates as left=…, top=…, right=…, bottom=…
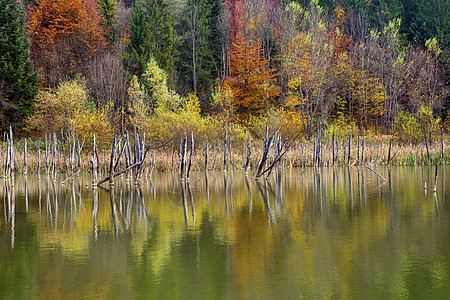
left=28, top=0, right=106, bottom=87
left=224, top=0, right=278, bottom=122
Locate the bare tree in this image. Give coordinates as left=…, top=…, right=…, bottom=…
left=85, top=50, right=128, bottom=111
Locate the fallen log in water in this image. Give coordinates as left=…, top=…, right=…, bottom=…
left=337, top=148, right=387, bottom=182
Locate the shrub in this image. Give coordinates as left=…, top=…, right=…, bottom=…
left=72, top=104, right=114, bottom=149
left=27, top=79, right=89, bottom=135
left=394, top=111, right=421, bottom=142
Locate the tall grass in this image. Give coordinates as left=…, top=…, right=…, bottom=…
left=1, top=134, right=448, bottom=177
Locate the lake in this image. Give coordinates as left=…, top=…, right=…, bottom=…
left=1, top=167, right=449, bottom=299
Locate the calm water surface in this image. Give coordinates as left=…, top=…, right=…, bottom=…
left=1, top=167, right=449, bottom=299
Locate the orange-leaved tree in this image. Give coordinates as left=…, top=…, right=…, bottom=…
left=224, top=34, right=278, bottom=121
left=223, top=0, right=278, bottom=123
left=28, top=0, right=106, bottom=87
left=328, top=6, right=352, bottom=61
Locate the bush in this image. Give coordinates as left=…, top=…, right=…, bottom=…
left=394, top=111, right=421, bottom=142
left=26, top=79, right=90, bottom=135
left=72, top=104, right=114, bottom=149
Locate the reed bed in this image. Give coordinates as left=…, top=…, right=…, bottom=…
left=1, top=133, right=448, bottom=178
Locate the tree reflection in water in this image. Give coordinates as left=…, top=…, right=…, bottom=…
left=0, top=167, right=449, bottom=299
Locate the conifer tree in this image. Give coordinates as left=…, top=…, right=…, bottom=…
left=0, top=0, right=38, bottom=128
left=205, top=0, right=224, bottom=80
left=125, top=0, right=176, bottom=76
left=178, top=0, right=211, bottom=95
left=99, top=0, right=117, bottom=47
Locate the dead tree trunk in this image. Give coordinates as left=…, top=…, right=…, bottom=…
left=187, top=132, right=194, bottom=178
left=180, top=131, right=187, bottom=177
left=23, top=139, right=27, bottom=175
left=244, top=133, right=251, bottom=174
left=204, top=137, right=208, bottom=171
left=109, top=134, right=117, bottom=186
left=224, top=125, right=228, bottom=172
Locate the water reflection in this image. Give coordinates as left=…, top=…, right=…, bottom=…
left=0, top=167, right=449, bottom=299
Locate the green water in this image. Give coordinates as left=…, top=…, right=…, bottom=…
left=0, top=167, right=449, bottom=299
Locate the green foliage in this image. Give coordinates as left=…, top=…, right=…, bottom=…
left=325, top=97, right=356, bottom=139
left=141, top=57, right=181, bottom=112
left=204, top=0, right=224, bottom=80
left=416, top=0, right=450, bottom=48
left=127, top=76, right=149, bottom=131
left=124, top=0, right=176, bottom=76
left=0, top=0, right=38, bottom=129
left=99, top=0, right=117, bottom=47
left=177, top=0, right=214, bottom=97
left=425, top=37, right=442, bottom=56
left=418, top=105, right=441, bottom=136
left=394, top=110, right=421, bottom=142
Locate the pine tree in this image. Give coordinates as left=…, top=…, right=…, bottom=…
left=99, top=0, right=117, bottom=47
left=125, top=0, right=176, bottom=76
left=417, top=0, right=450, bottom=48
left=0, top=0, right=38, bottom=128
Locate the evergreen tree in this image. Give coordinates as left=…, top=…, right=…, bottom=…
left=125, top=0, right=176, bottom=77
left=125, top=2, right=152, bottom=76
left=0, top=0, right=38, bottom=129
left=177, top=0, right=212, bottom=95
left=417, top=0, right=449, bottom=48
left=99, top=0, right=117, bottom=47
left=205, top=0, right=224, bottom=81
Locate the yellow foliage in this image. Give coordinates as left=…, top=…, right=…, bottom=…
left=27, top=79, right=89, bottom=135
left=213, top=82, right=234, bottom=122
left=72, top=105, right=114, bottom=149
left=142, top=57, right=181, bottom=112
left=394, top=111, right=421, bottom=142
left=128, top=76, right=149, bottom=132
left=183, top=93, right=201, bottom=117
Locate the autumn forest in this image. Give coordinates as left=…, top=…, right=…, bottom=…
left=0, top=0, right=449, bottom=146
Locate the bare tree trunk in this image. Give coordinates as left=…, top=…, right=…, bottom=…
left=23, top=139, right=27, bottom=175
left=244, top=133, right=251, bottom=174
left=92, top=135, right=98, bottom=185
left=332, top=131, right=335, bottom=166
left=187, top=132, right=194, bottom=178
left=9, top=126, right=14, bottom=175
left=37, top=140, right=41, bottom=178
left=424, top=130, right=430, bottom=165
left=387, top=138, right=392, bottom=165
left=441, top=128, right=445, bottom=165
left=361, top=130, right=365, bottom=165
left=348, top=131, right=352, bottom=164
left=204, top=137, right=208, bottom=171
left=224, top=125, right=228, bottom=172
left=180, top=131, right=187, bottom=177
left=109, top=134, right=117, bottom=186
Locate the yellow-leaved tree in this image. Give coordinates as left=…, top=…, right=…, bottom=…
left=27, top=78, right=113, bottom=147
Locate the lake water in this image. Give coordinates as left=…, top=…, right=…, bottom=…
left=1, top=167, right=449, bottom=299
